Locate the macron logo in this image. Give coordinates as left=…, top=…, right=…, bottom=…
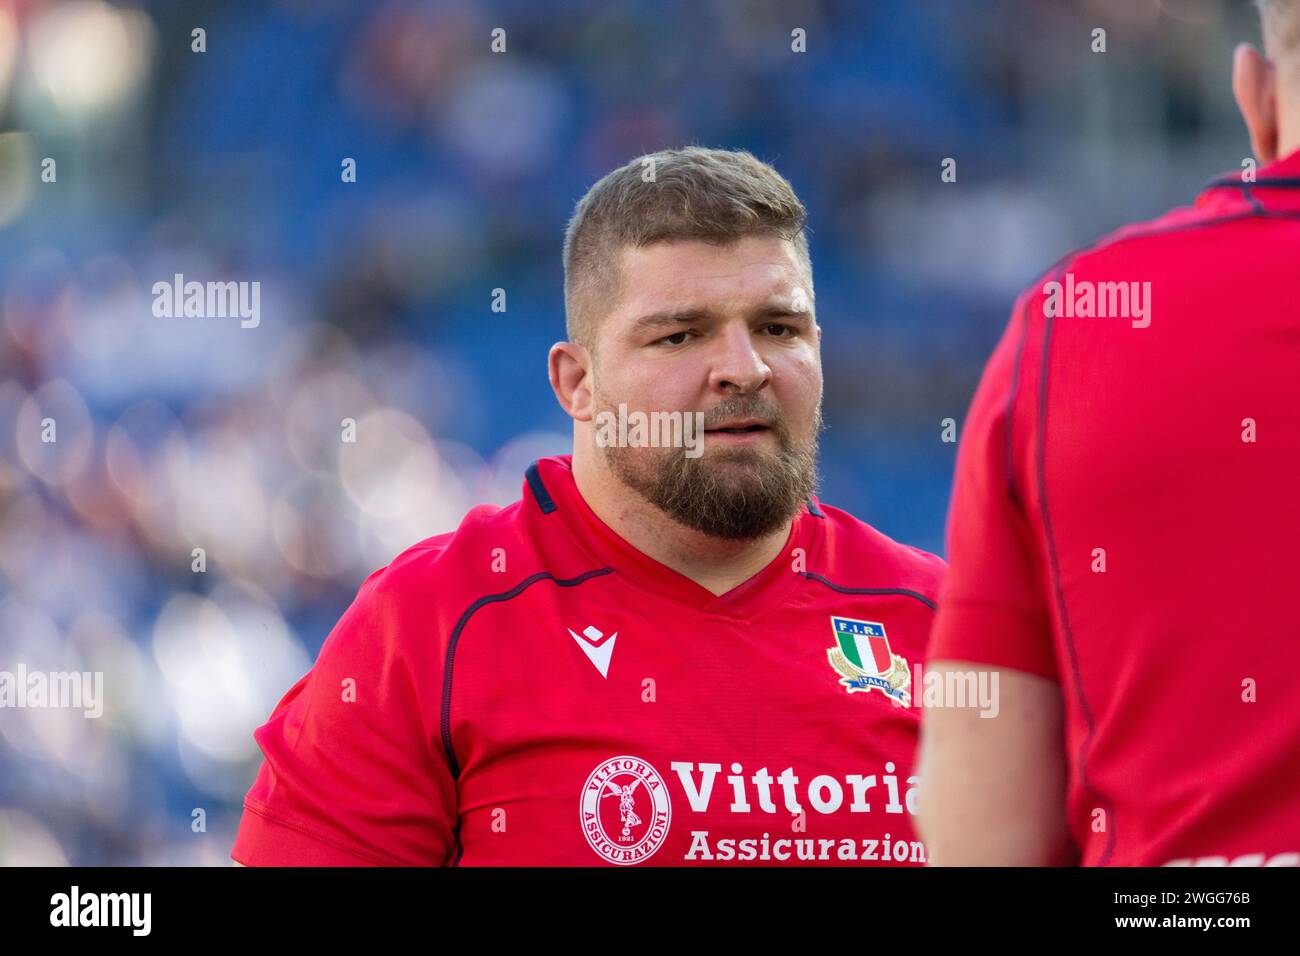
left=569, top=625, right=617, bottom=678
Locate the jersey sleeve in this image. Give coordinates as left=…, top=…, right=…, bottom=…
left=231, top=566, right=457, bottom=866
left=927, top=292, right=1059, bottom=682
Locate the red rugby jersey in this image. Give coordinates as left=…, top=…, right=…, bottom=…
left=232, top=454, right=944, bottom=866
left=930, top=150, right=1300, bottom=866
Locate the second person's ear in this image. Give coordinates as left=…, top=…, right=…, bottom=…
left=1233, top=42, right=1280, bottom=164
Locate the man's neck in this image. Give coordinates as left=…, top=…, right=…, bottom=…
left=1281, top=121, right=1300, bottom=161
left=1275, top=61, right=1300, bottom=159
left=571, top=447, right=794, bottom=597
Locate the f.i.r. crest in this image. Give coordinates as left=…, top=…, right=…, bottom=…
left=827, top=616, right=911, bottom=706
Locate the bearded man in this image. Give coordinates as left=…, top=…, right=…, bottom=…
left=232, top=146, right=944, bottom=867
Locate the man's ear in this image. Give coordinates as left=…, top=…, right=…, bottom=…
left=548, top=341, right=594, bottom=422
left=1234, top=42, right=1280, bottom=164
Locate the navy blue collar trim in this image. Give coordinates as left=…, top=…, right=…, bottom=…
left=525, top=461, right=557, bottom=514
left=1205, top=174, right=1300, bottom=190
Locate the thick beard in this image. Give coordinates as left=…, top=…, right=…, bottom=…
left=600, top=399, right=822, bottom=540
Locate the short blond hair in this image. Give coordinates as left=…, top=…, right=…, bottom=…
left=1257, top=0, right=1300, bottom=57
left=562, top=146, right=812, bottom=350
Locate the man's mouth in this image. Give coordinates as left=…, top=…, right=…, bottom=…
left=705, top=419, right=770, bottom=434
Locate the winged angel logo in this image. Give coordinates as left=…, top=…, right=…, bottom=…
left=580, top=756, right=672, bottom=865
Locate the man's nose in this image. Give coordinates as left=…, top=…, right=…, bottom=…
left=708, top=324, right=772, bottom=394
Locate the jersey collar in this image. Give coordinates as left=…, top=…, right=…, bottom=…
left=525, top=454, right=822, bottom=620
left=1199, top=147, right=1300, bottom=213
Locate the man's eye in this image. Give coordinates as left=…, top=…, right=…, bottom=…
left=764, top=323, right=795, bottom=337
left=657, top=331, right=691, bottom=346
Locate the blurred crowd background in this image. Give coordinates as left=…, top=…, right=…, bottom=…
left=0, top=0, right=1265, bottom=864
